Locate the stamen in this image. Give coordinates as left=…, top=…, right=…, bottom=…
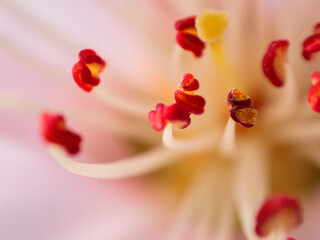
left=148, top=103, right=191, bottom=131
left=262, top=40, right=290, bottom=87
left=227, top=89, right=258, bottom=128
left=255, top=195, right=303, bottom=237
left=41, top=112, right=81, bottom=155
left=175, top=16, right=205, bottom=57
left=48, top=144, right=178, bottom=179
left=302, top=33, right=320, bottom=61
left=149, top=73, right=205, bottom=131
left=72, top=49, right=106, bottom=92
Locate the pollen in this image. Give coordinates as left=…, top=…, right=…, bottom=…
left=41, top=112, right=82, bottom=155
left=175, top=16, right=205, bottom=57
left=255, top=195, right=303, bottom=237
left=262, top=40, right=290, bottom=87
left=227, top=88, right=251, bottom=107
left=195, top=10, right=230, bottom=43
left=72, top=49, right=106, bottom=92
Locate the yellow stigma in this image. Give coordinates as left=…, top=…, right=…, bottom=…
left=195, top=10, right=230, bottom=42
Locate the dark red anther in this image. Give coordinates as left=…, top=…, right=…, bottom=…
left=175, top=16, right=196, bottom=31
left=229, top=106, right=258, bottom=128
left=176, top=32, right=205, bottom=57
left=175, top=90, right=205, bottom=115
left=262, top=40, right=290, bottom=87
left=41, top=112, right=82, bottom=154
left=255, top=195, right=303, bottom=237
left=179, top=73, right=199, bottom=92
left=227, top=88, right=251, bottom=107
left=175, top=16, right=205, bottom=57
left=302, top=33, right=320, bottom=61
left=72, top=49, right=106, bottom=92
left=148, top=103, right=191, bottom=131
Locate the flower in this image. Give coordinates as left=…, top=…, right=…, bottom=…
left=1, top=0, right=320, bottom=239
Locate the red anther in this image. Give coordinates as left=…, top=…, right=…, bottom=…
left=314, top=22, right=320, bottom=34
left=175, top=90, right=205, bottom=114
left=175, top=16, right=196, bottom=31
left=148, top=103, right=166, bottom=131
left=287, top=238, right=296, bottom=240
left=311, top=71, right=320, bottom=85
left=262, top=40, right=290, bottom=87
left=148, top=103, right=191, bottom=131
left=308, top=82, right=320, bottom=113
left=72, top=49, right=106, bottom=92
left=255, top=195, right=303, bottom=237
left=302, top=33, right=320, bottom=60
left=176, top=32, right=205, bottom=57
left=229, top=106, right=258, bottom=128
left=79, top=49, right=106, bottom=66
left=164, top=103, right=191, bottom=129
left=227, top=88, right=251, bottom=107
left=41, top=112, right=82, bottom=155
left=179, top=73, right=199, bottom=92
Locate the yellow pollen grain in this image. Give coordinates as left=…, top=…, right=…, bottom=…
left=233, top=89, right=249, bottom=101
left=236, top=109, right=258, bottom=123
left=195, top=9, right=230, bottom=42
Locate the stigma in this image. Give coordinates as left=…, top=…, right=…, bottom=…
left=227, top=88, right=257, bottom=128
left=41, top=112, right=82, bottom=154
left=148, top=73, right=205, bottom=131
left=72, top=49, right=106, bottom=92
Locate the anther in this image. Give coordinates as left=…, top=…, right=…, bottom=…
left=175, top=74, right=205, bottom=114
left=302, top=34, right=320, bottom=61
left=175, top=16, right=205, bottom=57
left=149, top=73, right=205, bottom=131
left=227, top=89, right=257, bottom=128
left=72, top=49, right=106, bottom=92
left=41, top=112, right=82, bottom=154
left=262, top=40, right=290, bottom=87
left=148, top=103, right=191, bottom=131
left=227, top=88, right=251, bottom=107
left=179, top=73, right=199, bottom=92
left=255, top=195, right=303, bottom=237
left=308, top=72, right=320, bottom=113
left=229, top=106, right=258, bottom=128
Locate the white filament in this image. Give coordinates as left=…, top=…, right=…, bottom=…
left=93, top=87, right=150, bottom=117
left=219, top=117, right=236, bottom=156
left=48, top=144, right=178, bottom=179
left=162, top=124, right=218, bottom=153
